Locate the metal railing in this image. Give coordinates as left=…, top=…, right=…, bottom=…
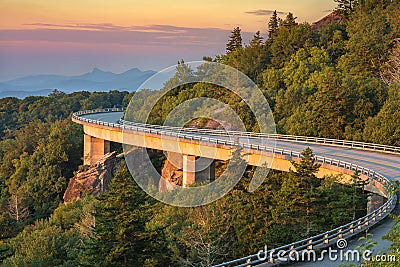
left=118, top=119, right=400, bottom=155
left=211, top=195, right=396, bottom=267
left=72, top=108, right=400, bottom=155
left=72, top=108, right=398, bottom=267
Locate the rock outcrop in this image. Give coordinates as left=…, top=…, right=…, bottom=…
left=63, top=151, right=122, bottom=203
left=311, top=12, right=342, bottom=31
left=159, top=152, right=183, bottom=192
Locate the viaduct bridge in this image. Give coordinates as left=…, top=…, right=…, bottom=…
left=72, top=108, right=400, bottom=266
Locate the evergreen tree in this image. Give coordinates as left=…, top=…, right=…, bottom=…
left=223, top=39, right=270, bottom=80
left=268, top=10, right=279, bottom=39
left=269, top=23, right=313, bottom=68
left=350, top=170, right=369, bottom=220
left=226, top=27, right=242, bottom=53
left=292, top=147, right=321, bottom=181
left=269, top=148, right=322, bottom=243
left=80, top=164, right=158, bottom=266
left=281, top=12, right=298, bottom=28
left=249, top=31, right=263, bottom=47
left=290, top=148, right=322, bottom=236
left=334, top=0, right=357, bottom=15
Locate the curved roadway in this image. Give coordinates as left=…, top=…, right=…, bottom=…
left=80, top=111, right=400, bottom=266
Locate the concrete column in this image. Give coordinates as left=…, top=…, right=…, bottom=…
left=182, top=155, right=216, bottom=187
left=196, top=158, right=216, bottom=183
left=84, top=134, right=111, bottom=166
left=209, top=160, right=216, bottom=182
left=182, top=154, right=196, bottom=188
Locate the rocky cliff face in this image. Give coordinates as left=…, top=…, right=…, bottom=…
left=63, top=151, right=122, bottom=203
left=159, top=152, right=183, bottom=192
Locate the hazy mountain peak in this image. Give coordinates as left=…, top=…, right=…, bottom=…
left=120, top=67, right=141, bottom=75
left=91, top=67, right=107, bottom=73
left=0, top=67, right=157, bottom=98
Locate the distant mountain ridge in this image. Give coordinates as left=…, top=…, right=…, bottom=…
left=0, top=67, right=157, bottom=98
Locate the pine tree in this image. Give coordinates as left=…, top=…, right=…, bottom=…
left=291, top=148, right=321, bottom=236
left=268, top=10, right=279, bottom=39
left=226, top=27, right=242, bottom=53
left=171, top=59, right=195, bottom=86
left=249, top=31, right=263, bottom=47
left=350, top=170, right=368, bottom=220
left=334, top=0, right=357, bottom=15
left=282, top=12, right=298, bottom=28
left=268, top=148, right=323, bottom=244
left=80, top=163, right=157, bottom=266
left=291, top=147, right=321, bottom=181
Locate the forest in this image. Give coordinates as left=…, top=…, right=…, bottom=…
left=0, top=0, right=400, bottom=266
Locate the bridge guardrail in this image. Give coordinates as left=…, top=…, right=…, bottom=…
left=72, top=108, right=398, bottom=267
left=72, top=109, right=400, bottom=155
left=76, top=115, right=392, bottom=196
left=211, top=194, right=396, bottom=267
left=119, top=119, right=400, bottom=154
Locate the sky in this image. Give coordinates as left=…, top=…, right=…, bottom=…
left=0, top=0, right=337, bottom=81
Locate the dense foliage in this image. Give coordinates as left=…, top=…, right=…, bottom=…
left=0, top=91, right=130, bottom=263
left=0, top=0, right=399, bottom=266
left=0, top=149, right=369, bottom=266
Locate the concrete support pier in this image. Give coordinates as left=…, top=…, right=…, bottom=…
left=196, top=157, right=216, bottom=183
left=84, top=134, right=111, bottom=166
left=182, top=154, right=216, bottom=188
left=182, top=154, right=196, bottom=188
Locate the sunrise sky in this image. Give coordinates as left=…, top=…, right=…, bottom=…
left=0, top=0, right=337, bottom=81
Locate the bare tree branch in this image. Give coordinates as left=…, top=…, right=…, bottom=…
left=381, top=39, right=400, bottom=85
left=8, top=194, right=30, bottom=221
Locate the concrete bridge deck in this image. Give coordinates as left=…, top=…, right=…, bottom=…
left=78, top=111, right=400, bottom=180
